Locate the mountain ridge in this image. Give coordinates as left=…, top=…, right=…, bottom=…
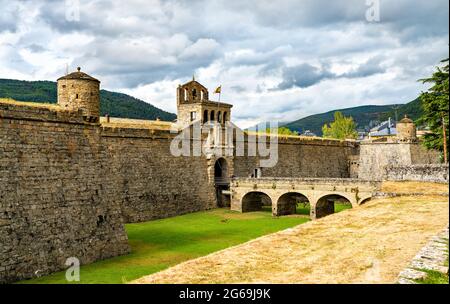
left=284, top=98, right=422, bottom=136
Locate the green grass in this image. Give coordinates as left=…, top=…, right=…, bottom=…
left=18, top=208, right=309, bottom=284
left=414, top=269, right=449, bottom=284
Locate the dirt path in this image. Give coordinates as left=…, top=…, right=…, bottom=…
left=134, top=193, right=449, bottom=284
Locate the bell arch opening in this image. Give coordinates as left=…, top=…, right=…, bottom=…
left=217, top=111, right=222, bottom=123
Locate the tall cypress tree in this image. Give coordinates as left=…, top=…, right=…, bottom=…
left=418, top=58, right=449, bottom=162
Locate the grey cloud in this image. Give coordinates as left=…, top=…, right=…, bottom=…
left=225, top=0, right=367, bottom=29
left=27, top=44, right=47, bottom=53
left=276, top=63, right=334, bottom=89
left=73, top=36, right=222, bottom=87
left=379, top=0, right=449, bottom=43
left=342, top=56, right=385, bottom=78
left=0, top=43, right=34, bottom=73
left=225, top=0, right=448, bottom=42
left=0, top=1, right=20, bottom=33
left=276, top=57, right=386, bottom=90
left=230, top=85, right=245, bottom=93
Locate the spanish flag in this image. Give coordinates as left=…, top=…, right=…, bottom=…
left=214, top=85, right=221, bottom=94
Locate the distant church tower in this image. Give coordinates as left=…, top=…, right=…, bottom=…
left=57, top=67, right=101, bottom=123
left=176, top=77, right=232, bottom=127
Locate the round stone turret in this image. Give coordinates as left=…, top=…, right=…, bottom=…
left=57, top=67, right=100, bottom=123
left=396, top=115, right=417, bottom=141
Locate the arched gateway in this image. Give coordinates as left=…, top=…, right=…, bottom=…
left=214, top=158, right=230, bottom=207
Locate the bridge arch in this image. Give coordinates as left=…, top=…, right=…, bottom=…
left=275, top=192, right=310, bottom=216
left=241, top=191, right=272, bottom=212
left=314, top=193, right=352, bottom=219
left=359, top=196, right=372, bottom=205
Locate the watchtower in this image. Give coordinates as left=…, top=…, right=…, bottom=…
left=396, top=115, right=417, bottom=142
left=57, top=67, right=101, bottom=123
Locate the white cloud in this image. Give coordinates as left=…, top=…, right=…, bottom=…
left=0, top=0, right=448, bottom=128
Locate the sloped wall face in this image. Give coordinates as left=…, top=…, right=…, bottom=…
left=358, top=143, right=412, bottom=181
left=358, top=142, right=442, bottom=181
left=102, top=129, right=217, bottom=223
left=384, top=164, right=448, bottom=183
left=0, top=105, right=129, bottom=283
left=233, top=139, right=357, bottom=178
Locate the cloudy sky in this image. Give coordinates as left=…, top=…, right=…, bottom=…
left=1, top=0, right=448, bottom=128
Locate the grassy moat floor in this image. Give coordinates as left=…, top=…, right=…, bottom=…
left=19, top=181, right=449, bottom=285
left=19, top=207, right=326, bottom=284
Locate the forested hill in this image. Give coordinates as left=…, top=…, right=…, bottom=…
left=0, top=79, right=177, bottom=121
left=284, top=99, right=423, bottom=136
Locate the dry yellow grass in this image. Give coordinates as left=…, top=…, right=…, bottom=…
left=100, top=117, right=175, bottom=130
left=0, top=98, right=60, bottom=111
left=381, top=181, right=449, bottom=195
left=134, top=192, right=449, bottom=284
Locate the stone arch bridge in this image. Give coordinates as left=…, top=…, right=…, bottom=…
left=230, top=178, right=381, bottom=219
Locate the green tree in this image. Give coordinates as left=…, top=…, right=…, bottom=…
left=260, top=126, right=299, bottom=136
left=322, top=111, right=358, bottom=140
left=417, top=58, right=449, bottom=161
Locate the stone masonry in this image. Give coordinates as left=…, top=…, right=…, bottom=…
left=384, top=164, right=449, bottom=183
left=0, top=68, right=446, bottom=283
left=0, top=101, right=129, bottom=283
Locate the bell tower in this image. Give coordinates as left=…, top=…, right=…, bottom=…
left=176, top=77, right=232, bottom=127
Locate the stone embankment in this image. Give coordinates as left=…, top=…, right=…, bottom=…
left=398, top=227, right=449, bottom=284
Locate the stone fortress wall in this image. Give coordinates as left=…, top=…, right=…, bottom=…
left=0, top=101, right=129, bottom=283
left=357, top=116, right=442, bottom=181
left=0, top=68, right=445, bottom=283
left=233, top=136, right=358, bottom=179
left=357, top=142, right=441, bottom=180
left=101, top=126, right=217, bottom=223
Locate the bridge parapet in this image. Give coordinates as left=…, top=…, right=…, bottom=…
left=232, top=177, right=380, bottom=185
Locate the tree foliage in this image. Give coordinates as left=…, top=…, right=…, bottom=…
left=417, top=58, right=449, bottom=159
left=279, top=127, right=298, bottom=136
left=257, top=126, right=299, bottom=136
left=267, top=127, right=299, bottom=136
left=322, top=111, right=358, bottom=140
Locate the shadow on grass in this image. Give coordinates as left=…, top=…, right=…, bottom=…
left=261, top=203, right=351, bottom=216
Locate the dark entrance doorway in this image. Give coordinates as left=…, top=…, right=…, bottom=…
left=214, top=158, right=230, bottom=207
